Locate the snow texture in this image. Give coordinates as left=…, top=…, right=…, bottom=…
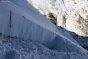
left=0, top=0, right=88, bottom=59
left=28, top=0, right=88, bottom=37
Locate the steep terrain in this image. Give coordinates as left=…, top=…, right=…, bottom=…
left=0, top=0, right=88, bottom=59
left=28, top=0, right=88, bottom=36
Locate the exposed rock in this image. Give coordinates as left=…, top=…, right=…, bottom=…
left=28, top=0, right=88, bottom=36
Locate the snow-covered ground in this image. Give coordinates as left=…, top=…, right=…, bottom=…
left=28, top=0, right=88, bottom=37
left=0, top=0, right=88, bottom=59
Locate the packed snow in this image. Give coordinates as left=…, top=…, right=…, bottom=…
left=0, top=0, right=88, bottom=59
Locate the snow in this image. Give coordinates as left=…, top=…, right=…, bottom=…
left=28, top=0, right=88, bottom=37
left=0, top=0, right=88, bottom=59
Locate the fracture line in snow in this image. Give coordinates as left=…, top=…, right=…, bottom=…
left=0, top=1, right=84, bottom=49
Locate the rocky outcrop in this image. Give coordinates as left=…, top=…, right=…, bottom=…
left=28, top=0, right=88, bottom=36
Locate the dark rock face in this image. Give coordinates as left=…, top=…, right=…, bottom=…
left=47, top=13, right=57, bottom=25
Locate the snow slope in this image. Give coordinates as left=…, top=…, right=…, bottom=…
left=28, top=0, right=88, bottom=37
left=0, top=0, right=88, bottom=59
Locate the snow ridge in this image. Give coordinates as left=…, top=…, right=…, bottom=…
left=0, top=0, right=88, bottom=59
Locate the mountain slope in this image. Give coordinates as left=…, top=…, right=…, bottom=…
left=28, top=0, right=88, bottom=36
left=0, top=0, right=88, bottom=59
